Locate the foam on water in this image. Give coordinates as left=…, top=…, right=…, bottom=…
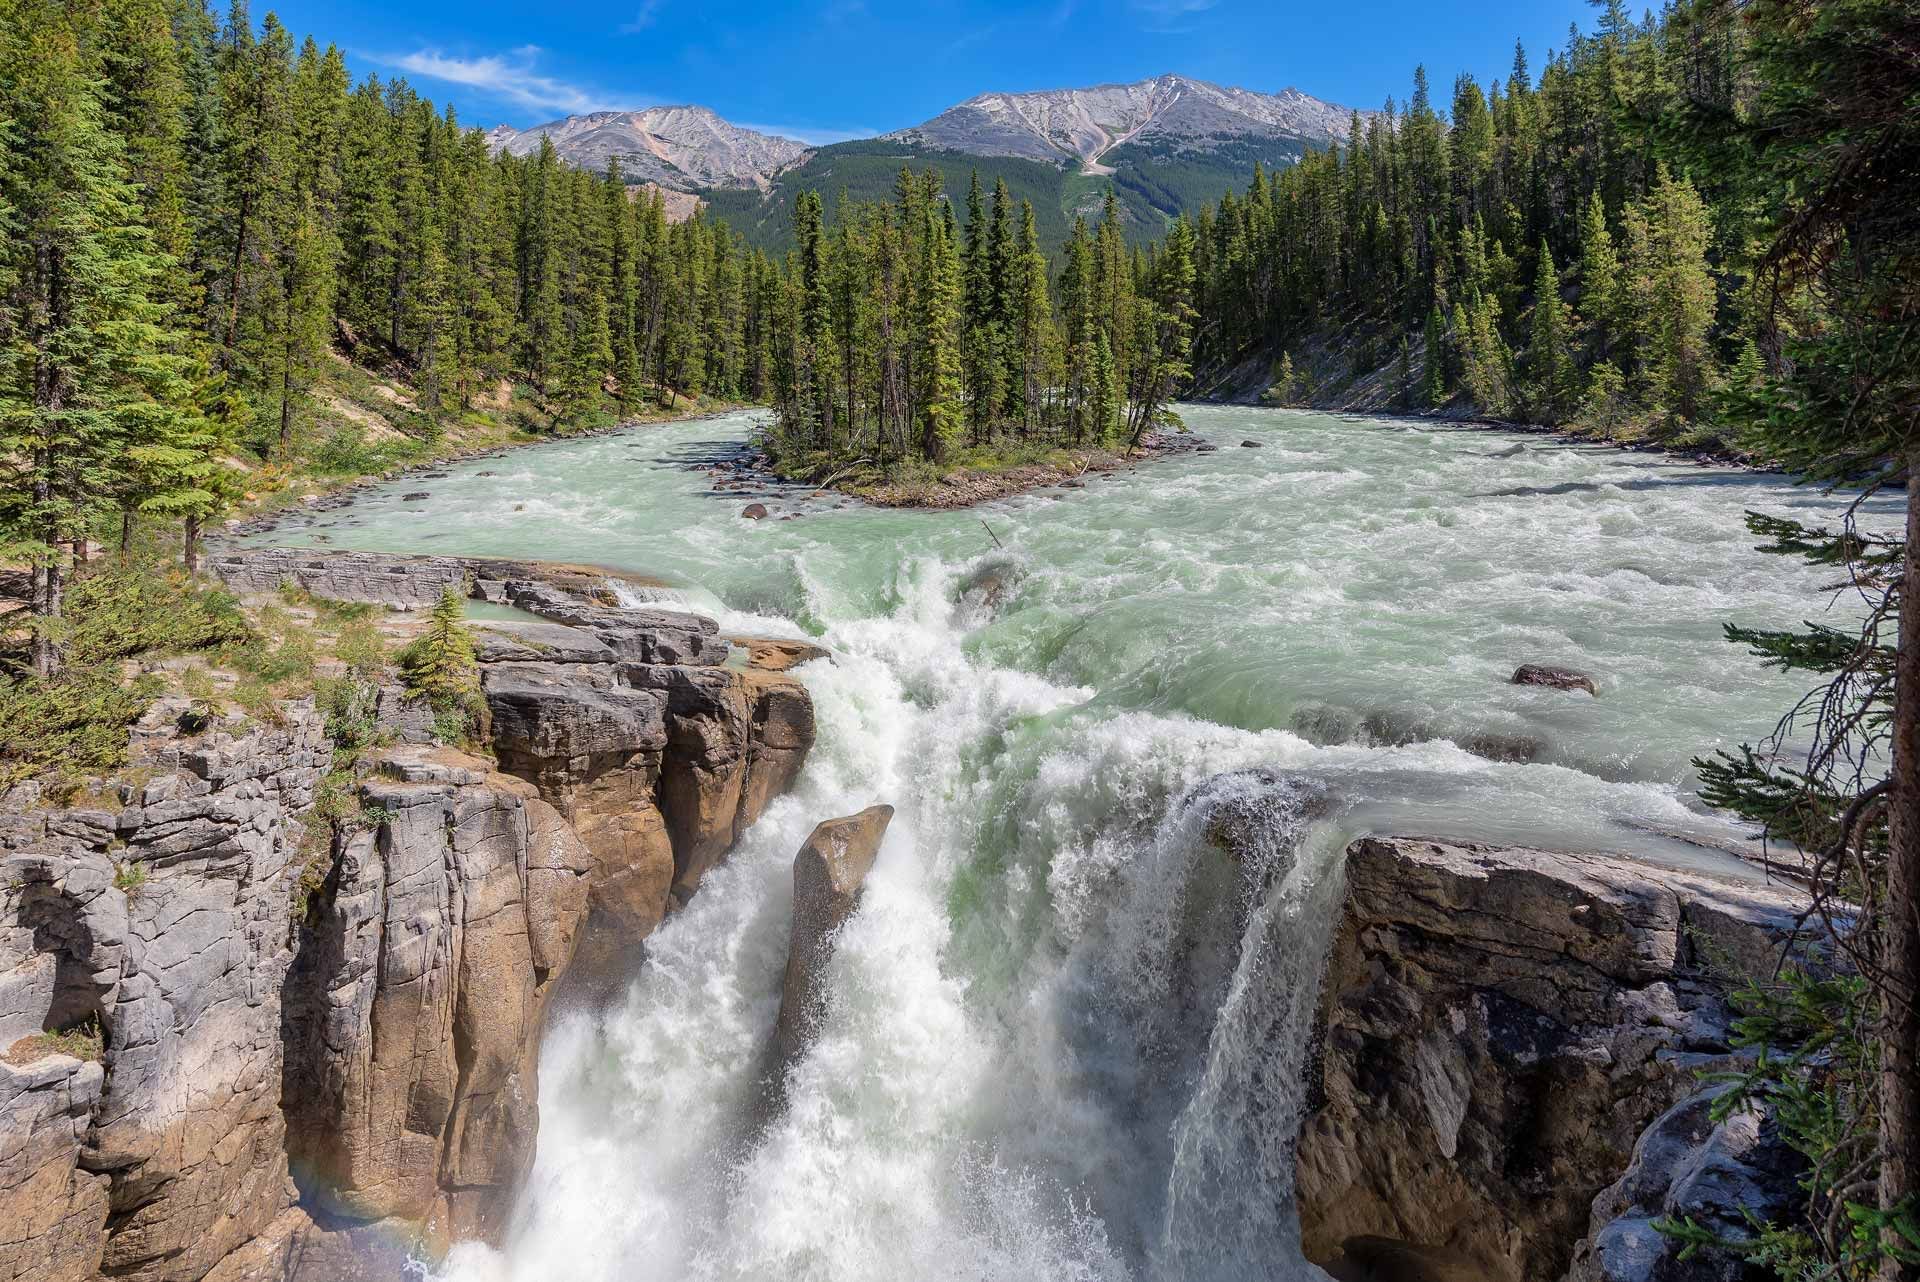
left=263, top=407, right=1894, bottom=1280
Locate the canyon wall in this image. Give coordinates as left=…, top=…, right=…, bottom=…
left=1296, top=836, right=1812, bottom=1282
left=0, top=555, right=819, bottom=1281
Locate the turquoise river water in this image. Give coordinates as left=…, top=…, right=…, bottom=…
left=248, top=405, right=1890, bottom=1282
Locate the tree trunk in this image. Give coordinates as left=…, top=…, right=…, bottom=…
left=183, top=514, right=201, bottom=574
left=120, top=508, right=134, bottom=555
left=1883, top=458, right=1920, bottom=1282
left=222, top=189, right=252, bottom=361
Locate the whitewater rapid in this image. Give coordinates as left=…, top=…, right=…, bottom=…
left=255, top=406, right=1892, bottom=1281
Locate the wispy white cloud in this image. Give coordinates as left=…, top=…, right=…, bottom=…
left=736, top=121, right=876, bottom=146
left=621, top=0, right=666, bottom=34
left=382, top=46, right=639, bottom=116
left=1130, top=0, right=1217, bottom=30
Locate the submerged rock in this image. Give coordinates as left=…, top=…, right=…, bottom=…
left=729, top=636, right=831, bottom=673
left=741, top=503, right=769, bottom=520
left=773, top=806, right=894, bottom=1070
left=1513, top=663, right=1598, bottom=696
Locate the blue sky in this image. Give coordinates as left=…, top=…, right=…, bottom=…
left=261, top=0, right=1598, bottom=143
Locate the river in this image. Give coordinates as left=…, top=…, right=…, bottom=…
left=252, top=405, right=1887, bottom=1282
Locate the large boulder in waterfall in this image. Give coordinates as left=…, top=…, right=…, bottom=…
left=1512, top=662, right=1598, bottom=696
left=772, top=806, right=895, bottom=1068
left=1294, top=836, right=1812, bottom=1282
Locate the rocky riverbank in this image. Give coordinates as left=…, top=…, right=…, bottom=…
left=0, top=548, right=823, bottom=1280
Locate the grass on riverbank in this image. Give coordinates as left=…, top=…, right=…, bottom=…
left=231, top=356, right=738, bottom=522
left=0, top=556, right=417, bottom=794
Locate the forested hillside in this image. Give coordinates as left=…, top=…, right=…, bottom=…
left=703, top=140, right=1152, bottom=255
left=0, top=0, right=777, bottom=676
left=1186, top=3, right=1763, bottom=446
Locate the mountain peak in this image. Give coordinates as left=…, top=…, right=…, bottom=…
left=887, top=74, right=1354, bottom=171
left=486, top=106, right=809, bottom=191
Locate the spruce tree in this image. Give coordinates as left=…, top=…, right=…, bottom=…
left=1527, top=240, right=1575, bottom=422
left=914, top=206, right=963, bottom=461
left=0, top=0, right=207, bottom=674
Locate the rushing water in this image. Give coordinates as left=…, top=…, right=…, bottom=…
left=252, top=405, right=1893, bottom=1282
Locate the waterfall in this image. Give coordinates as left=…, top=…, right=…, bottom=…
left=441, top=559, right=1345, bottom=1282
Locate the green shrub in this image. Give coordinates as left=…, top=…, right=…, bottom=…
left=112, top=861, right=149, bottom=895
left=0, top=669, right=158, bottom=787
left=4, top=1019, right=105, bottom=1065
left=395, top=589, right=481, bottom=745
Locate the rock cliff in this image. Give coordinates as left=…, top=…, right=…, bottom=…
left=0, top=551, right=822, bottom=1280
left=1297, top=836, right=1812, bottom=1282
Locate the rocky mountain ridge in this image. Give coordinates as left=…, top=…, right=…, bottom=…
left=887, top=72, right=1356, bottom=171
left=484, top=74, right=1357, bottom=194
left=485, top=105, right=808, bottom=191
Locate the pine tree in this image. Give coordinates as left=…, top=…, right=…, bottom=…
left=1088, top=330, right=1120, bottom=444
left=1421, top=306, right=1448, bottom=407
left=395, top=586, right=479, bottom=719
left=1527, top=240, right=1575, bottom=422
left=914, top=205, right=962, bottom=461
left=0, top=0, right=208, bottom=674
left=1578, top=190, right=1621, bottom=362
left=1625, top=167, right=1716, bottom=425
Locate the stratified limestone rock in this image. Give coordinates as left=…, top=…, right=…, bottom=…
left=210, top=548, right=668, bottom=616
left=518, top=600, right=729, bottom=667
left=483, top=663, right=675, bottom=940
left=471, top=621, right=616, bottom=665
left=0, top=1057, right=108, bottom=1282
left=773, top=806, right=894, bottom=1069
left=282, top=748, right=590, bottom=1246
left=623, top=664, right=753, bottom=908
left=1296, top=836, right=1810, bottom=1282
left=0, top=701, right=330, bottom=1282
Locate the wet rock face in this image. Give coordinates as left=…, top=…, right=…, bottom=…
left=1296, top=836, right=1811, bottom=1282
left=0, top=702, right=330, bottom=1282
left=773, top=806, right=895, bottom=1070
left=282, top=747, right=591, bottom=1246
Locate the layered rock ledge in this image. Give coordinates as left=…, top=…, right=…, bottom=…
left=1, top=549, right=823, bottom=1280
left=1299, top=835, right=1813, bottom=1282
